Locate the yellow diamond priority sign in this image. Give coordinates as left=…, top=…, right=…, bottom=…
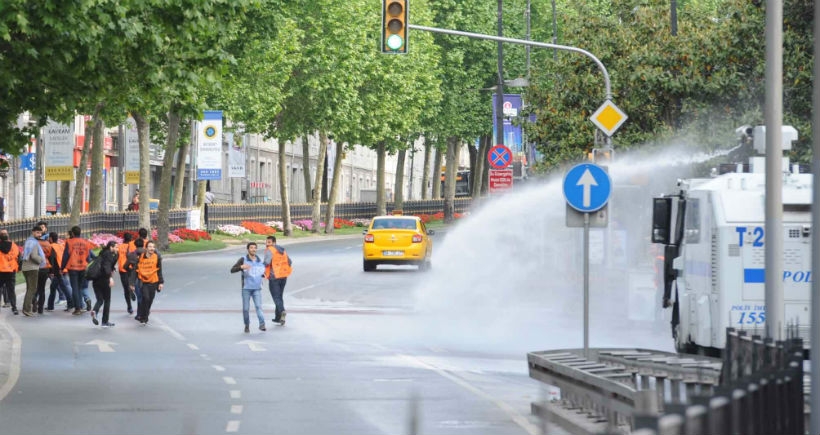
left=590, top=100, right=627, bottom=137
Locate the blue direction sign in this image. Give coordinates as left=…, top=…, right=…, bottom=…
left=563, top=163, right=611, bottom=212
left=487, top=144, right=512, bottom=169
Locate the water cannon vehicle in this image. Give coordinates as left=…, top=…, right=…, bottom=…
left=651, top=125, right=811, bottom=355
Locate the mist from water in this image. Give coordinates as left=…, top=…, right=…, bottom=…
left=410, top=142, right=736, bottom=355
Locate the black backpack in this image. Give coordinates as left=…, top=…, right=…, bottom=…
left=85, top=256, right=102, bottom=280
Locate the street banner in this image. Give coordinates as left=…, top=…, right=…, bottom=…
left=197, top=110, right=222, bottom=180
left=492, top=94, right=523, bottom=153
left=227, top=132, right=245, bottom=178
left=43, top=120, right=75, bottom=180
left=124, top=116, right=140, bottom=184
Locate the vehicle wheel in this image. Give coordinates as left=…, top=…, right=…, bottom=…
left=419, top=260, right=432, bottom=272
left=363, top=260, right=376, bottom=272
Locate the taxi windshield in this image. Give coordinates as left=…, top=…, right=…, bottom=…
left=371, top=218, right=417, bottom=230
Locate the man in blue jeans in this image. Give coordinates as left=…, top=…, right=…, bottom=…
left=230, top=242, right=266, bottom=333
left=263, top=236, right=292, bottom=325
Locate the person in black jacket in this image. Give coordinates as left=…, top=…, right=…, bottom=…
left=90, top=241, right=118, bottom=327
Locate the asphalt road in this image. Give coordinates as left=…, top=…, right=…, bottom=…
left=0, top=235, right=549, bottom=435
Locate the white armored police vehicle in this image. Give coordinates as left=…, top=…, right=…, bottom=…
left=652, top=125, right=811, bottom=355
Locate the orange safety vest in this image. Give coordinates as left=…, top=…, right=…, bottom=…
left=265, top=246, right=292, bottom=279
left=37, top=239, right=52, bottom=269
left=0, top=243, right=19, bottom=273
left=117, top=243, right=132, bottom=272
left=65, top=238, right=93, bottom=271
left=50, top=242, right=65, bottom=271
left=137, top=253, right=160, bottom=283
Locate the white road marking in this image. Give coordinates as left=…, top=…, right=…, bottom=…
left=212, top=365, right=226, bottom=372
left=236, top=340, right=267, bottom=352
left=0, top=313, right=22, bottom=401
left=200, top=354, right=211, bottom=360
left=188, top=343, right=200, bottom=350
left=230, top=405, right=243, bottom=414
left=222, top=377, right=237, bottom=385
left=84, top=339, right=117, bottom=353
left=230, top=390, right=241, bottom=399
left=152, top=316, right=186, bottom=341
left=398, top=354, right=539, bottom=435
left=225, top=420, right=240, bottom=433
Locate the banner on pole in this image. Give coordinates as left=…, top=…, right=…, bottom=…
left=43, top=120, right=75, bottom=180
left=124, top=116, right=141, bottom=184
left=197, top=110, right=223, bottom=180
left=227, top=132, right=245, bottom=178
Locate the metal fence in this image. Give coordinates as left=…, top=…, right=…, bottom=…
left=2, top=210, right=190, bottom=244
left=208, top=198, right=473, bottom=228
left=631, top=328, right=805, bottom=435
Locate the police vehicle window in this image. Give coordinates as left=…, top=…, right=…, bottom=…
left=684, top=198, right=700, bottom=243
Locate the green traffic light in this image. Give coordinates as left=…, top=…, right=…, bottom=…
left=386, top=34, right=403, bottom=50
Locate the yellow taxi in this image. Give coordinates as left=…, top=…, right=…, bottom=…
left=362, top=214, right=434, bottom=272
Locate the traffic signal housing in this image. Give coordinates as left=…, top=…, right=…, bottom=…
left=382, top=0, right=408, bottom=54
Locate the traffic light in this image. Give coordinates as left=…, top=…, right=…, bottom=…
left=382, top=0, right=408, bottom=54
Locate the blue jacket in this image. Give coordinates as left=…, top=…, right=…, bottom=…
left=230, top=255, right=265, bottom=290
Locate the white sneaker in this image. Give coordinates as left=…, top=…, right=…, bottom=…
left=57, top=300, right=66, bottom=306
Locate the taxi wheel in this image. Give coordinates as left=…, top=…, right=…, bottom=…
left=419, top=260, right=432, bottom=272
left=363, top=260, right=376, bottom=272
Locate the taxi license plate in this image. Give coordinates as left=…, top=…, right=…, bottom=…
left=382, top=250, right=403, bottom=256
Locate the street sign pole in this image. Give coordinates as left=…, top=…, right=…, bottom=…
left=583, top=212, right=589, bottom=358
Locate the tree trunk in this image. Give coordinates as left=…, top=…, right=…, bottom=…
left=132, top=112, right=152, bottom=231
left=301, top=134, right=311, bottom=203
left=60, top=181, right=71, bottom=216
left=157, top=107, right=180, bottom=252
left=90, top=117, right=105, bottom=212
left=310, top=132, right=328, bottom=233
left=443, top=136, right=460, bottom=223
left=323, top=141, right=344, bottom=234
left=172, top=120, right=191, bottom=209
left=467, top=139, right=477, bottom=198
left=278, top=139, right=292, bottom=236
left=394, top=148, right=406, bottom=211
left=70, top=103, right=103, bottom=227
left=197, top=180, right=206, bottom=228
left=431, top=145, right=442, bottom=199
left=473, top=134, right=490, bottom=197
left=421, top=138, right=432, bottom=200
left=376, top=141, right=386, bottom=216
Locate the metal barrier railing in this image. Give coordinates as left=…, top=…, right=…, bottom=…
left=209, top=198, right=472, bottom=227
left=529, top=329, right=806, bottom=435
left=2, top=209, right=192, bottom=245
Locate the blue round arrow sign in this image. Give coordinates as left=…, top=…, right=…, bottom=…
left=562, top=163, right=611, bottom=212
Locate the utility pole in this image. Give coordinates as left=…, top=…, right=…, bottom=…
left=525, top=0, right=531, bottom=74
left=496, top=0, right=504, bottom=150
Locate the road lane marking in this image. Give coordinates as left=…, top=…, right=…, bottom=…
left=152, top=316, right=186, bottom=341
left=84, top=339, right=117, bottom=352
left=230, top=405, right=243, bottom=414
left=236, top=340, right=267, bottom=352
left=223, top=377, right=237, bottom=385
left=225, top=420, right=240, bottom=433
left=0, top=313, right=22, bottom=402
left=188, top=344, right=200, bottom=350
left=212, top=365, right=226, bottom=372
left=201, top=354, right=211, bottom=360
left=230, top=390, right=241, bottom=399
left=398, top=354, right=539, bottom=435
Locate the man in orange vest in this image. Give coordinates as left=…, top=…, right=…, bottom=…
left=130, top=240, right=163, bottom=326
left=117, top=233, right=136, bottom=314
left=263, top=235, right=292, bottom=325
left=62, top=225, right=96, bottom=315
left=0, top=230, right=20, bottom=315
left=46, top=231, right=73, bottom=312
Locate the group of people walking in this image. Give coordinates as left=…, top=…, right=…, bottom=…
left=1, top=223, right=294, bottom=334
left=0, top=223, right=164, bottom=328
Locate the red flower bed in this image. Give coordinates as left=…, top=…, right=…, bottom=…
left=173, top=228, right=211, bottom=241
left=116, top=230, right=140, bottom=241
left=333, top=218, right=356, bottom=229
left=241, top=221, right=277, bottom=235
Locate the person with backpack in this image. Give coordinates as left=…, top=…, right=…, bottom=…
left=231, top=242, right=267, bottom=333
left=21, top=225, right=46, bottom=316
left=130, top=240, right=163, bottom=326
left=89, top=241, right=118, bottom=327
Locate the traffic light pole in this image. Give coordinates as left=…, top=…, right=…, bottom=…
left=408, top=24, right=613, bottom=149
left=407, top=24, right=612, bottom=101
